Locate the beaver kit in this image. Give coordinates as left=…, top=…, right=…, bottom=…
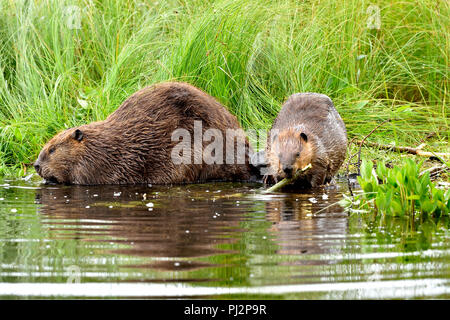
left=264, top=93, right=347, bottom=189
left=34, top=82, right=255, bottom=185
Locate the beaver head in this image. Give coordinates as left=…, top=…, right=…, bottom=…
left=34, top=127, right=86, bottom=184
left=269, top=127, right=313, bottom=179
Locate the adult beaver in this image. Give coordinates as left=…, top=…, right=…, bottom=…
left=34, top=82, right=255, bottom=185
left=265, top=93, right=347, bottom=188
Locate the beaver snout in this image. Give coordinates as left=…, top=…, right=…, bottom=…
left=34, top=160, right=41, bottom=174
left=282, top=164, right=293, bottom=177
left=34, top=159, right=58, bottom=184
left=44, top=176, right=59, bottom=185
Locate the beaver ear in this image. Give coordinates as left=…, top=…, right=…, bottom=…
left=72, top=129, right=83, bottom=142
left=300, top=132, right=308, bottom=142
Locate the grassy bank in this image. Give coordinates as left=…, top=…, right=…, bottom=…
left=0, top=0, right=448, bottom=175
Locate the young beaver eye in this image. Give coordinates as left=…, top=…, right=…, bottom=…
left=49, top=147, right=56, bottom=154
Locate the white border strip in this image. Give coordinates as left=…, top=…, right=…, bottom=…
left=0, top=279, right=448, bottom=298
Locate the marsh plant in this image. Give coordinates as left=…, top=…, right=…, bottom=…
left=340, top=159, right=449, bottom=217
left=0, top=0, right=448, bottom=175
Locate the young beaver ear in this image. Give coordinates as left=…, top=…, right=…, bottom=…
left=300, top=132, right=308, bottom=142
left=72, top=129, right=83, bottom=142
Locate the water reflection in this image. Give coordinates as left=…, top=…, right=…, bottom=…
left=265, top=193, right=348, bottom=259
left=0, top=178, right=447, bottom=298
left=35, top=184, right=352, bottom=270
left=35, top=184, right=257, bottom=271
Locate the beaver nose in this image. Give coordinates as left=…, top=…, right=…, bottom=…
left=282, top=165, right=293, bottom=176
left=34, top=160, right=40, bottom=173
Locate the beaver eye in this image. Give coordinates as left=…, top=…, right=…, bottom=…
left=295, top=152, right=300, bottom=157
left=49, top=147, right=56, bottom=154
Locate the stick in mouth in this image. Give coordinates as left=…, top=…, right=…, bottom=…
left=264, top=163, right=312, bottom=193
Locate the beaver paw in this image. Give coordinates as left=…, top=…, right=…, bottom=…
left=263, top=174, right=275, bottom=185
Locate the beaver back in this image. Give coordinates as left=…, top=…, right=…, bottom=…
left=35, top=82, right=254, bottom=185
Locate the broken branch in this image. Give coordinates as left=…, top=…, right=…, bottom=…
left=356, top=140, right=450, bottom=161
left=264, top=163, right=312, bottom=193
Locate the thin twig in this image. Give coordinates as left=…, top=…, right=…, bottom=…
left=356, top=119, right=391, bottom=175
left=419, top=165, right=449, bottom=178
left=356, top=141, right=450, bottom=163
left=345, top=137, right=358, bottom=197
left=418, top=132, right=436, bottom=144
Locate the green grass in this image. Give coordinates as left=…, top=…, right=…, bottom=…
left=0, top=0, right=448, bottom=175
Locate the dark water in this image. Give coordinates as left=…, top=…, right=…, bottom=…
left=0, top=175, right=448, bottom=299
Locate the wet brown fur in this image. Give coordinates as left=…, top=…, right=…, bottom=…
left=35, top=82, right=254, bottom=185
left=265, top=93, right=347, bottom=188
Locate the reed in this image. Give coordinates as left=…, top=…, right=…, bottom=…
left=0, top=0, right=448, bottom=175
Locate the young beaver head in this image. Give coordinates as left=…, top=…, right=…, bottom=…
left=269, top=127, right=313, bottom=179
left=34, top=127, right=86, bottom=184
